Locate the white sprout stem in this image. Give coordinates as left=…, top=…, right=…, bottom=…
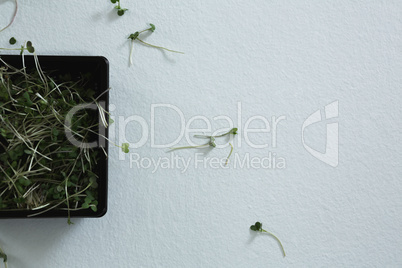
left=193, top=134, right=212, bottom=139
left=129, top=40, right=134, bottom=66
left=27, top=182, right=93, bottom=217
left=0, top=115, right=52, bottom=161
left=93, top=87, right=111, bottom=102
left=169, top=143, right=210, bottom=151
left=0, top=0, right=18, bottom=33
left=0, top=48, right=20, bottom=51
left=35, top=93, right=48, bottom=103
left=136, top=38, right=184, bottom=54
left=225, top=143, right=234, bottom=166
left=33, top=53, right=48, bottom=92
left=261, top=229, right=286, bottom=257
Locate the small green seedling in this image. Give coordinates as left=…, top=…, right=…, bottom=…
left=110, top=0, right=127, bottom=16
left=169, top=128, right=237, bottom=165
left=250, top=221, right=286, bottom=257
left=9, top=37, right=16, bottom=45
left=195, top=128, right=238, bottom=165
left=0, top=40, right=35, bottom=55
left=128, top=23, right=184, bottom=66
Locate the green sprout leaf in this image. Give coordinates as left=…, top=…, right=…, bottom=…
left=229, top=127, right=238, bottom=135
left=109, top=116, right=114, bottom=125
left=121, top=143, right=129, bottom=153
left=128, top=32, right=139, bottom=41
left=26, top=41, right=35, bottom=53
left=150, top=23, right=156, bottom=32
left=250, top=221, right=262, bottom=231
left=111, top=0, right=127, bottom=16
left=250, top=224, right=258, bottom=231
left=208, top=137, right=216, bottom=147
left=56, top=185, right=64, bottom=192
left=89, top=177, right=98, bottom=188
left=9, top=37, right=16, bottom=45
left=117, top=9, right=127, bottom=16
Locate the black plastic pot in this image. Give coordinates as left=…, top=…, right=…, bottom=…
left=0, top=55, right=109, bottom=218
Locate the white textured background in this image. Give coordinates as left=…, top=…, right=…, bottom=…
left=1, top=1, right=402, bottom=267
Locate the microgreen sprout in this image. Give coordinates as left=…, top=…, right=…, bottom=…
left=250, top=221, right=286, bottom=257
left=110, top=0, right=127, bottom=16
left=128, top=23, right=184, bottom=66
left=0, top=0, right=18, bottom=34
left=9, top=37, right=16, bottom=45
left=196, top=128, right=237, bottom=165
left=0, top=40, right=35, bottom=55
left=169, top=128, right=237, bottom=165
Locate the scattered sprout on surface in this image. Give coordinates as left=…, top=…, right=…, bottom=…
left=128, top=23, right=184, bottom=66
left=0, top=40, right=35, bottom=55
left=250, top=221, right=286, bottom=257
left=111, top=0, right=127, bottom=16
left=169, top=128, right=237, bottom=166
left=194, top=128, right=238, bottom=139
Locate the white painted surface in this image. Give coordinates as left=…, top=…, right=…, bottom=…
left=1, top=1, right=402, bottom=267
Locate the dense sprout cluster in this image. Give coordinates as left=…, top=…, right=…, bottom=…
left=0, top=57, right=105, bottom=221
